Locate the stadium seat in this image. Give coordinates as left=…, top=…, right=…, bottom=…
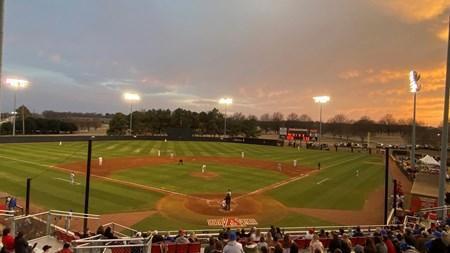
left=166, top=243, right=176, bottom=253
left=151, top=244, right=162, bottom=253
left=188, top=243, right=201, bottom=253
left=175, top=244, right=189, bottom=253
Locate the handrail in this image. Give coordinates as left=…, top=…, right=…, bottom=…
left=50, top=210, right=100, bottom=217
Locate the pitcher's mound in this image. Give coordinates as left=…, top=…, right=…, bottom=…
left=190, top=171, right=218, bottom=180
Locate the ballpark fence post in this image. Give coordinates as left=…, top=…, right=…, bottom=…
left=25, top=178, right=31, bottom=215
left=83, top=139, right=92, bottom=237
left=384, top=147, right=389, bottom=224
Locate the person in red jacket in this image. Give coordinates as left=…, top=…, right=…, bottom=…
left=1, top=228, right=15, bottom=253
left=383, top=235, right=397, bottom=253
left=58, top=243, right=73, bottom=253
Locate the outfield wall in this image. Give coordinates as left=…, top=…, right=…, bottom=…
left=0, top=135, right=282, bottom=146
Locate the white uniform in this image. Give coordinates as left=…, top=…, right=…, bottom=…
left=59, top=141, right=62, bottom=146
left=202, top=164, right=206, bottom=173
left=356, top=170, right=359, bottom=177
left=241, top=152, right=245, bottom=158
left=293, top=160, right=297, bottom=167
left=70, top=172, right=75, bottom=184
left=278, top=163, right=282, bottom=171
left=170, top=153, right=174, bottom=158
left=157, top=150, right=161, bottom=157
left=98, top=157, right=103, bottom=166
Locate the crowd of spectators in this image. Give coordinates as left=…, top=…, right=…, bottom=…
left=1, top=228, right=73, bottom=253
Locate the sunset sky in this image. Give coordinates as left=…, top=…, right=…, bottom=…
left=1, top=0, right=449, bottom=125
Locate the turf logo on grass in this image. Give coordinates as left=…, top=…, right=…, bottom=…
left=207, top=217, right=258, bottom=227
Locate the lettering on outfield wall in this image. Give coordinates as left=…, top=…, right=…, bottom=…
left=207, top=217, right=258, bottom=227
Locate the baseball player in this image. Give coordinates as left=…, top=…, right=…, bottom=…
left=202, top=164, right=207, bottom=173
left=98, top=156, right=103, bottom=166
left=70, top=171, right=75, bottom=185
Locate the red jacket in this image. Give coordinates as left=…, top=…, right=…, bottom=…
left=2, top=234, right=15, bottom=251
left=384, top=239, right=397, bottom=253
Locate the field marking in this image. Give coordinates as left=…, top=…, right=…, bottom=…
left=234, top=171, right=317, bottom=200
left=316, top=178, right=330, bottom=185
left=106, top=144, right=118, bottom=150
left=54, top=177, right=81, bottom=185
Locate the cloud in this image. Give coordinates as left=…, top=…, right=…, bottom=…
left=436, top=24, right=449, bottom=41
left=371, top=0, right=450, bottom=23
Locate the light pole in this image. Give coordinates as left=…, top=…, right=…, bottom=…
left=6, top=78, right=28, bottom=136
left=313, top=96, right=330, bottom=144
left=219, top=98, right=233, bottom=137
left=123, top=92, right=140, bottom=135
left=438, top=17, right=450, bottom=220
left=409, top=70, right=421, bottom=172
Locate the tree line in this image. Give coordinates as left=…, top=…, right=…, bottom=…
left=108, top=109, right=441, bottom=145
left=0, top=106, right=79, bottom=135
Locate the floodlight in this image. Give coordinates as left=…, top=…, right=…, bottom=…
left=219, top=98, right=233, bottom=105
left=313, top=96, right=330, bottom=104
left=409, top=70, right=421, bottom=93
left=123, top=92, right=141, bottom=101
left=6, top=78, right=29, bottom=89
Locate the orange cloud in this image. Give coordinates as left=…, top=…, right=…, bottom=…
left=371, top=0, right=450, bottom=23
left=436, top=24, right=449, bottom=41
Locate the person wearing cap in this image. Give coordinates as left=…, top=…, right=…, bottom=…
left=175, top=229, right=190, bottom=244
left=427, top=231, right=447, bottom=253
left=223, top=232, right=244, bottom=253
left=42, top=245, right=52, bottom=253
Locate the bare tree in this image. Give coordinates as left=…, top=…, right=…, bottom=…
left=260, top=113, right=271, bottom=121
left=287, top=113, right=299, bottom=121
left=298, top=114, right=312, bottom=122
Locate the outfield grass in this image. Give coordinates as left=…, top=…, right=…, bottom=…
left=0, top=140, right=384, bottom=228
left=268, top=155, right=383, bottom=210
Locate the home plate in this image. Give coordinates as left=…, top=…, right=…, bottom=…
left=316, top=178, right=330, bottom=185
left=54, top=178, right=81, bottom=185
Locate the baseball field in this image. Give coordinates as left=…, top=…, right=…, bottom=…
left=0, top=140, right=385, bottom=230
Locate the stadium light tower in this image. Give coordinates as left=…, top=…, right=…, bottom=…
left=219, top=97, right=233, bottom=137
left=409, top=70, right=421, bottom=172
left=6, top=78, right=29, bottom=136
left=123, top=92, right=141, bottom=135
left=313, top=95, right=330, bottom=144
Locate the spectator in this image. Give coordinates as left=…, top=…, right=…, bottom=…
left=374, top=236, right=387, bottom=253
left=353, top=226, right=364, bottom=237
left=319, top=229, right=326, bottom=238
left=175, top=229, right=190, bottom=244
left=383, top=235, right=396, bottom=253
left=244, top=234, right=259, bottom=253
left=353, top=245, right=364, bottom=253
left=270, top=226, right=276, bottom=239
left=189, top=232, right=198, bottom=243
left=223, top=232, right=244, bottom=253
left=273, top=242, right=283, bottom=253
left=399, top=243, right=419, bottom=253
left=152, top=230, right=164, bottom=243
left=14, top=232, right=35, bottom=253
left=2, top=228, right=15, bottom=253
left=257, top=235, right=268, bottom=250
left=328, top=232, right=344, bottom=253
left=404, top=229, right=416, bottom=248
left=414, top=231, right=428, bottom=253
left=96, top=226, right=105, bottom=236
left=58, top=243, right=72, bottom=253
left=215, top=240, right=224, bottom=253
left=281, top=234, right=297, bottom=253
left=205, top=237, right=217, bottom=253
left=103, top=227, right=117, bottom=239
left=305, top=229, right=315, bottom=240
left=364, top=238, right=377, bottom=253
left=309, top=234, right=324, bottom=253
left=427, top=231, right=446, bottom=253
left=273, top=228, right=283, bottom=242
left=341, top=234, right=351, bottom=253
